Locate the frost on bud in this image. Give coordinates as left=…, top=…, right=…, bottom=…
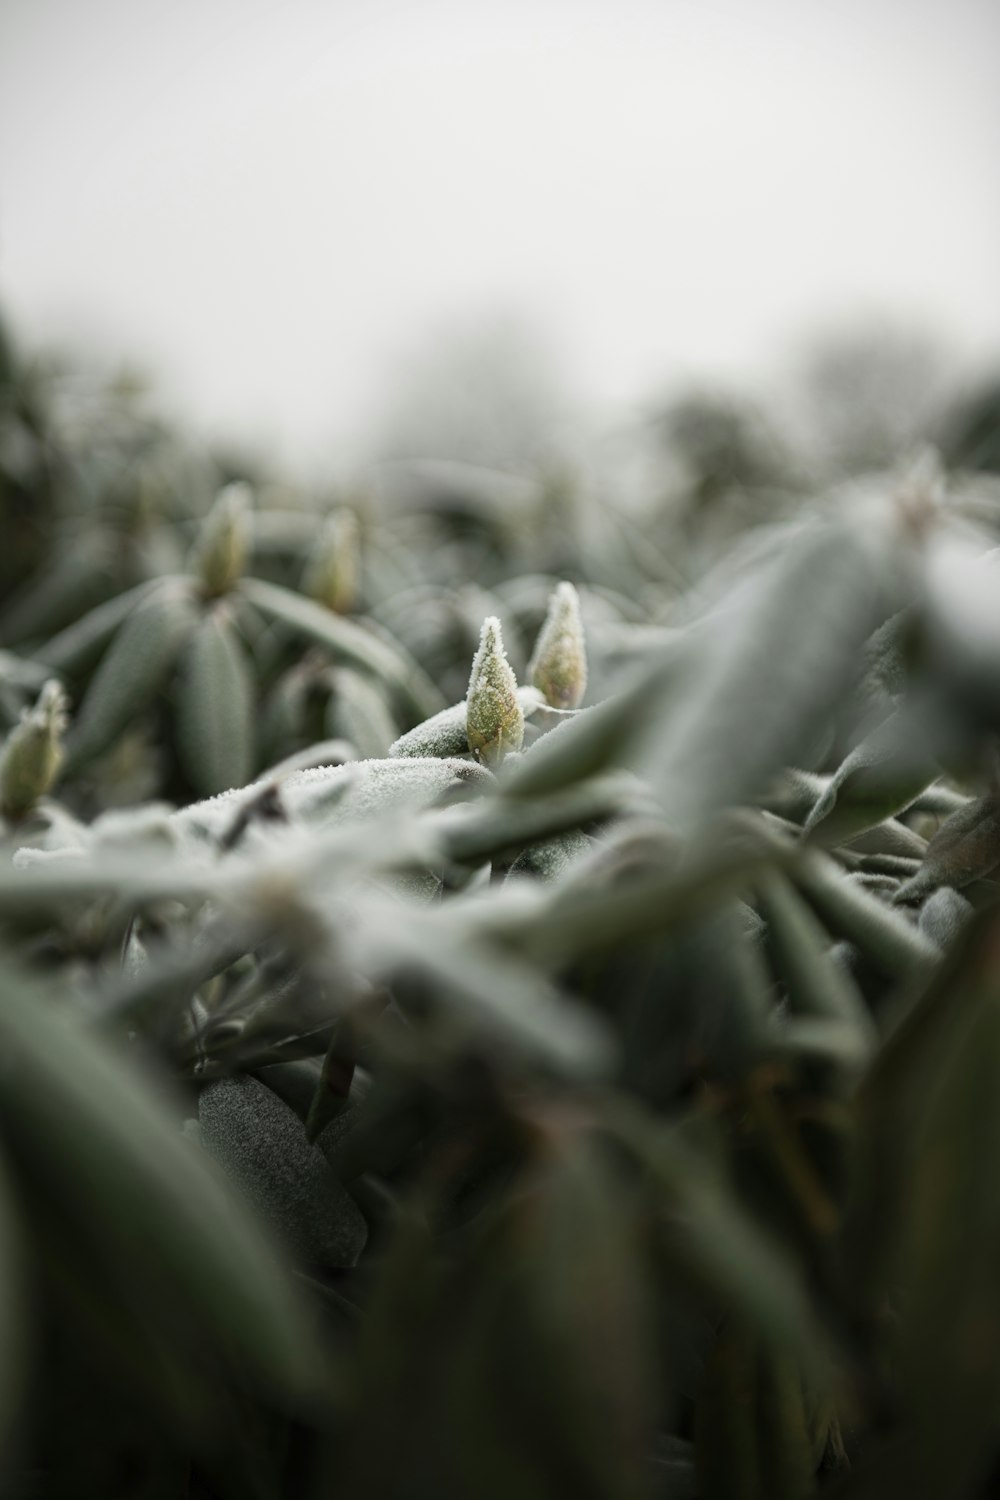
left=304, top=507, right=360, bottom=615
left=527, top=581, right=587, bottom=709
left=1, top=680, right=69, bottom=819
left=466, top=617, right=524, bottom=766
left=193, top=483, right=250, bottom=598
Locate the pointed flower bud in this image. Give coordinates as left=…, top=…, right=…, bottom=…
left=466, top=616, right=524, bottom=766
left=527, top=581, right=587, bottom=709
left=193, top=482, right=250, bottom=598
left=1, top=679, right=68, bottom=818
left=304, top=507, right=360, bottom=614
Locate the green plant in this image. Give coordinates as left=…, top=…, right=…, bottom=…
left=28, top=488, right=444, bottom=801
left=5, top=313, right=1000, bottom=1499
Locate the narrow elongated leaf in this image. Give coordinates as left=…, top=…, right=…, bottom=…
left=607, top=1104, right=831, bottom=1375
left=435, top=770, right=636, bottom=866
left=0, top=846, right=216, bottom=924
left=65, top=585, right=196, bottom=771
left=803, top=709, right=939, bottom=844
left=240, top=576, right=445, bottom=720
left=757, top=870, right=875, bottom=1053
left=500, top=662, right=677, bottom=799
left=756, top=1344, right=815, bottom=1500
left=495, top=1137, right=656, bottom=1500
left=847, top=913, right=1000, bottom=1497
left=909, top=782, right=969, bottom=817
left=346, top=1136, right=656, bottom=1500
left=0, top=1144, right=26, bottom=1464
left=893, top=790, right=1000, bottom=905
left=695, top=1328, right=761, bottom=1500
left=794, top=852, right=937, bottom=979
left=349, top=899, right=614, bottom=1077
left=0, top=958, right=323, bottom=1413
left=893, top=983, right=1000, bottom=1495
left=34, top=577, right=169, bottom=676
left=0, top=531, right=114, bottom=643
left=645, top=518, right=895, bottom=830
left=921, top=534, right=1000, bottom=724
left=761, top=767, right=828, bottom=825
left=843, top=817, right=927, bottom=859
left=326, top=667, right=399, bottom=760
left=480, top=830, right=784, bottom=969
left=176, top=607, right=254, bottom=795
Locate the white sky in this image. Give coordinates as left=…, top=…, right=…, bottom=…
left=2, top=0, right=998, bottom=465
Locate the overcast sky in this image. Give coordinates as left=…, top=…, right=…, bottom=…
left=2, top=0, right=998, bottom=466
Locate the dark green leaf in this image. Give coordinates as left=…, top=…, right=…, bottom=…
left=0, top=958, right=324, bottom=1421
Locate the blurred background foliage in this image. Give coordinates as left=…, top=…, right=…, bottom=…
left=2, top=298, right=1000, bottom=1500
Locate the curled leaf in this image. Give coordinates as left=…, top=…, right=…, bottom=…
left=893, top=792, right=1000, bottom=905
left=803, top=710, right=939, bottom=844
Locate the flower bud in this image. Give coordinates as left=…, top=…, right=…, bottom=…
left=527, top=581, right=587, bottom=709
left=466, top=616, right=524, bottom=766
left=193, top=483, right=250, bottom=598
left=304, top=507, right=360, bottom=615
left=1, top=680, right=68, bottom=818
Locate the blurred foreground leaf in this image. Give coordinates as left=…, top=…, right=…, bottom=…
left=0, top=957, right=325, bottom=1435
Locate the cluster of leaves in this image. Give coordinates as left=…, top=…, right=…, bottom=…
left=5, top=312, right=1000, bottom=1500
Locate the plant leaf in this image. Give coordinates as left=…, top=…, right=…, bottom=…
left=757, top=869, right=875, bottom=1055
left=64, top=585, right=196, bottom=771
left=645, top=518, right=895, bottom=830
left=802, top=709, right=939, bottom=845
left=176, top=606, right=254, bottom=795
left=240, top=576, right=445, bottom=720
left=0, top=957, right=324, bottom=1419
